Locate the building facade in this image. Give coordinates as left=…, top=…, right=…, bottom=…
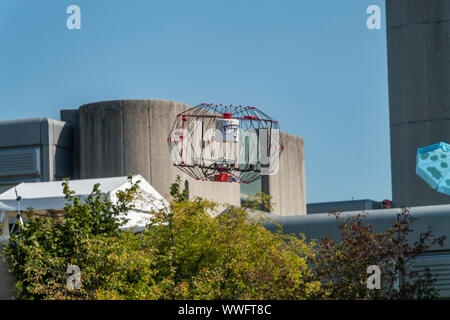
left=0, top=99, right=306, bottom=215
left=387, top=0, right=450, bottom=207
left=0, top=118, right=73, bottom=194
left=265, top=204, right=450, bottom=297
left=307, top=199, right=381, bottom=214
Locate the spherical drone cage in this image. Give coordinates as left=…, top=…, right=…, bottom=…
left=168, top=103, right=284, bottom=184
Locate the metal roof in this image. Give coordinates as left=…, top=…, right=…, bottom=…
left=264, top=205, right=450, bottom=251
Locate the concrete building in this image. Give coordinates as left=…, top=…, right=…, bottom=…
left=60, top=100, right=306, bottom=215
left=266, top=204, right=450, bottom=297
left=307, top=199, right=381, bottom=214
left=0, top=118, right=73, bottom=194
left=387, top=0, right=450, bottom=207
left=60, top=100, right=241, bottom=212
left=264, top=132, right=306, bottom=215
left=0, top=99, right=306, bottom=216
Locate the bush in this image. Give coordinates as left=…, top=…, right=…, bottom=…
left=3, top=178, right=140, bottom=299
left=3, top=176, right=445, bottom=300
left=3, top=177, right=325, bottom=300
left=141, top=178, right=324, bottom=299
left=311, top=208, right=447, bottom=299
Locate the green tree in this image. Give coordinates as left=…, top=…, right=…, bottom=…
left=3, top=176, right=325, bottom=300
left=143, top=178, right=324, bottom=299
left=312, top=208, right=447, bottom=299
left=6, top=175, right=442, bottom=300
left=4, top=177, right=141, bottom=299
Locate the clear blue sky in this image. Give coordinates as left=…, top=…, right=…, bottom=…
left=0, top=0, right=390, bottom=203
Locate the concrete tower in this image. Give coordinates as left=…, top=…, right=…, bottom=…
left=387, top=0, right=450, bottom=207
left=61, top=100, right=241, bottom=208
left=61, top=100, right=307, bottom=215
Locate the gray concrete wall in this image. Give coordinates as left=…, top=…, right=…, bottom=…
left=41, top=118, right=74, bottom=181
left=263, top=132, right=306, bottom=215
left=387, top=0, right=450, bottom=207
left=0, top=118, right=73, bottom=189
left=307, top=199, right=380, bottom=214
left=146, top=100, right=241, bottom=208
left=62, top=100, right=241, bottom=208
left=59, top=110, right=80, bottom=179
left=265, top=205, right=450, bottom=250
left=62, top=100, right=307, bottom=214
left=265, top=204, right=450, bottom=297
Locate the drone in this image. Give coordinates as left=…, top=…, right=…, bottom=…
left=168, top=103, right=284, bottom=184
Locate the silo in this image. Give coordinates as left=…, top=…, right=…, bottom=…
left=387, top=0, right=450, bottom=206
left=61, top=100, right=242, bottom=207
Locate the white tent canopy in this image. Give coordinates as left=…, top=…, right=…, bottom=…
left=0, top=202, right=15, bottom=212
left=0, top=175, right=167, bottom=230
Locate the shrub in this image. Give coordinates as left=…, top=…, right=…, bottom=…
left=3, top=177, right=325, bottom=300
left=4, top=175, right=445, bottom=300
left=311, top=208, right=447, bottom=299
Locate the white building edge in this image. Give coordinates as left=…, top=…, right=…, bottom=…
left=0, top=174, right=167, bottom=240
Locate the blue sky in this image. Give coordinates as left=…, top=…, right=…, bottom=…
left=0, top=0, right=390, bottom=203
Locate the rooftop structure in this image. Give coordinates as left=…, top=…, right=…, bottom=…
left=0, top=175, right=166, bottom=239
left=307, top=199, right=381, bottom=214
left=0, top=118, right=73, bottom=194
left=265, top=204, right=450, bottom=297
left=387, top=0, right=450, bottom=207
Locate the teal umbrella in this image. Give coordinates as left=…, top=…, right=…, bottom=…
left=416, top=142, right=450, bottom=195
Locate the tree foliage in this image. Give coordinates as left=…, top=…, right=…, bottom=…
left=311, top=208, right=447, bottom=299
left=3, top=177, right=324, bottom=300
left=2, top=176, right=446, bottom=300
left=3, top=178, right=140, bottom=299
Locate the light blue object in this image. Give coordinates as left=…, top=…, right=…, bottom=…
left=416, top=142, right=450, bottom=195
